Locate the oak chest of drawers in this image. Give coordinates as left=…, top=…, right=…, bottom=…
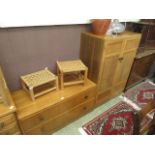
left=12, top=79, right=96, bottom=134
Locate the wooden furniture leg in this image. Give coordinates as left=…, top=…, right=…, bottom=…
left=29, top=87, right=35, bottom=101
left=60, top=73, right=64, bottom=89
left=84, top=69, right=88, bottom=85
left=56, top=77, right=59, bottom=90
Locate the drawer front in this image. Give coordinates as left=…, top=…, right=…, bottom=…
left=0, top=114, right=16, bottom=130
left=0, top=122, right=20, bottom=135
left=20, top=87, right=96, bottom=131
left=124, top=38, right=140, bottom=51
left=25, top=98, right=95, bottom=134
left=104, top=40, right=123, bottom=55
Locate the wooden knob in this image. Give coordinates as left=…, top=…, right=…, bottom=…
left=39, top=116, right=44, bottom=121
left=118, top=57, right=123, bottom=61
left=84, top=95, right=88, bottom=99
left=83, top=106, right=87, bottom=110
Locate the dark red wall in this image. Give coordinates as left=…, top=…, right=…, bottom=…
left=0, top=24, right=91, bottom=90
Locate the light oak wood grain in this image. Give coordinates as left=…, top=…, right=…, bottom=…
left=80, top=31, right=141, bottom=105
left=12, top=79, right=97, bottom=134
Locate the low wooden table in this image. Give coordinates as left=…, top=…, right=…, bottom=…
left=12, top=79, right=97, bottom=135
left=57, top=60, right=88, bottom=89
left=21, top=68, right=58, bottom=101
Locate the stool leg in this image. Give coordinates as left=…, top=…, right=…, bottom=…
left=29, top=87, right=35, bottom=101
left=60, top=73, right=64, bottom=89
left=84, top=69, right=88, bottom=84
left=56, top=77, right=59, bottom=90
left=21, top=81, right=28, bottom=92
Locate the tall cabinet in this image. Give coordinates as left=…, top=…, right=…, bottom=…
left=80, top=31, right=141, bottom=105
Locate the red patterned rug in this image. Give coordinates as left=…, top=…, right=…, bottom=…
left=123, top=81, right=155, bottom=109
left=82, top=101, right=137, bottom=135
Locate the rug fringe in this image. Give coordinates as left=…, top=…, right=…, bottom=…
left=121, top=95, right=154, bottom=119
left=148, top=80, right=155, bottom=86
left=120, top=96, right=141, bottom=111
left=78, top=128, right=88, bottom=135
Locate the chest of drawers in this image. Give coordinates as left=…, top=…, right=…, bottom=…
left=0, top=66, right=21, bottom=135
left=0, top=113, right=20, bottom=135
left=12, top=79, right=96, bottom=134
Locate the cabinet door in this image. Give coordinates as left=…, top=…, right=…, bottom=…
left=99, top=54, right=119, bottom=93
left=113, top=50, right=136, bottom=93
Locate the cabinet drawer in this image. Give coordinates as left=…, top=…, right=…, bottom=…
left=0, top=114, right=16, bottom=130
left=20, top=87, right=96, bottom=131
left=0, top=122, right=20, bottom=135
left=104, top=40, right=123, bottom=55
left=124, top=39, right=140, bottom=51
left=26, top=98, right=95, bottom=134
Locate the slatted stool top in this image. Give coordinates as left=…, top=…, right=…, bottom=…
left=21, top=69, right=56, bottom=88
left=57, top=60, right=87, bottom=73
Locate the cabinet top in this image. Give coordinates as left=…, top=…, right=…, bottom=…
left=11, top=79, right=96, bottom=120
left=82, top=31, right=141, bottom=40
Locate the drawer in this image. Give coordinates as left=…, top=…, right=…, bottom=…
left=0, top=114, right=16, bottom=130
left=104, top=40, right=123, bottom=55
left=124, top=39, right=140, bottom=51
left=25, top=98, right=95, bottom=134
left=20, top=87, right=96, bottom=131
left=0, top=122, right=20, bottom=135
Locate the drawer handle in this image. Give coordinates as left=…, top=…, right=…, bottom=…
left=84, top=95, right=89, bottom=99
left=83, top=106, right=87, bottom=110
left=39, top=116, right=44, bottom=121
left=118, top=57, right=123, bottom=61
left=0, top=122, right=5, bottom=129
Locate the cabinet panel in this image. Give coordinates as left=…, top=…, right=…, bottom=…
left=104, top=40, right=123, bottom=55
left=80, top=35, right=94, bottom=76
left=125, top=39, right=140, bottom=51
left=80, top=34, right=103, bottom=83
left=113, top=51, right=136, bottom=92
left=99, top=55, right=119, bottom=93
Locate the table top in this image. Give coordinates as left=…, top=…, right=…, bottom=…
left=21, top=69, right=56, bottom=88
left=57, top=60, right=87, bottom=73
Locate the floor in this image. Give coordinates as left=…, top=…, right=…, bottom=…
left=53, top=96, right=122, bottom=135
left=53, top=78, right=155, bottom=135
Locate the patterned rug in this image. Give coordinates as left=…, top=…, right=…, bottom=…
left=123, top=81, right=155, bottom=109
left=82, top=101, right=137, bottom=135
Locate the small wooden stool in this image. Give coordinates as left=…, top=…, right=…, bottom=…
left=57, top=60, right=88, bottom=89
left=21, top=68, right=58, bottom=101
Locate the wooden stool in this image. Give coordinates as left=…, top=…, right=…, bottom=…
left=57, top=60, right=88, bottom=89
left=21, top=68, right=58, bottom=101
